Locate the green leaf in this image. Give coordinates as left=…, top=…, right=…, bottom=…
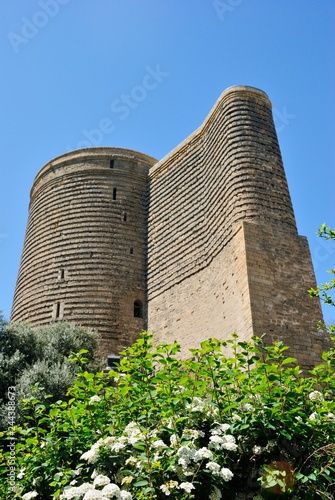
left=134, top=480, right=149, bottom=487
left=281, top=357, right=297, bottom=365
left=280, top=429, right=292, bottom=439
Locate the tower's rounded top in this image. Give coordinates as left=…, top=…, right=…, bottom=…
left=222, top=84, right=269, bottom=97
left=37, top=146, right=157, bottom=172
left=151, top=85, right=272, bottom=174
left=31, top=147, right=158, bottom=198
left=219, top=85, right=271, bottom=106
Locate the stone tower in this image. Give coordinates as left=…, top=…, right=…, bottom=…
left=147, top=86, right=330, bottom=368
left=11, top=148, right=156, bottom=354
left=11, top=86, right=331, bottom=368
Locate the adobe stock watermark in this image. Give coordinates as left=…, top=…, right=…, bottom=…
left=273, top=107, right=296, bottom=133
left=0, top=233, right=8, bottom=244
left=312, top=237, right=335, bottom=272
left=7, top=386, right=17, bottom=494
left=66, top=64, right=169, bottom=151
left=8, top=0, right=71, bottom=54
left=213, top=0, right=243, bottom=21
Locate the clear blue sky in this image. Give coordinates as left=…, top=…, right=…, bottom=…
left=1, top=0, right=334, bottom=325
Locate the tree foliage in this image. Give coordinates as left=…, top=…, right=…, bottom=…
left=0, top=320, right=101, bottom=430
left=309, top=224, right=335, bottom=333
left=1, top=332, right=334, bottom=499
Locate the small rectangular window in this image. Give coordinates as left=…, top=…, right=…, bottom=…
left=113, top=188, right=117, bottom=200
left=53, top=301, right=64, bottom=320
left=134, top=300, right=143, bottom=318
left=55, top=302, right=61, bottom=318
left=130, top=247, right=133, bottom=255
left=110, top=160, right=114, bottom=169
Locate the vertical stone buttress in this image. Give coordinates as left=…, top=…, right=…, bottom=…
left=147, top=86, right=330, bottom=369
left=11, top=148, right=157, bottom=356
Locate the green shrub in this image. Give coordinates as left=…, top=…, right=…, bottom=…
left=1, top=332, right=334, bottom=499
left=0, top=320, right=101, bottom=430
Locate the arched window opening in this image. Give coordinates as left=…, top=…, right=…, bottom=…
left=134, top=300, right=143, bottom=318
left=112, top=188, right=117, bottom=200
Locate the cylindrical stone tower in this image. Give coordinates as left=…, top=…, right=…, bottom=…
left=11, top=147, right=157, bottom=355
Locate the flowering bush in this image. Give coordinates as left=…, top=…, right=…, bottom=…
left=0, top=332, right=334, bottom=499
left=309, top=223, right=335, bottom=334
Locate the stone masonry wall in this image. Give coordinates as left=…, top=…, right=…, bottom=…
left=147, top=86, right=296, bottom=300
left=11, top=147, right=157, bottom=356
left=243, top=220, right=331, bottom=369
left=148, top=222, right=254, bottom=359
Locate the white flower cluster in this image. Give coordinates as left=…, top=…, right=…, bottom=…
left=205, top=462, right=234, bottom=481
left=124, top=422, right=144, bottom=440
left=211, top=423, right=230, bottom=434
left=241, top=403, right=255, bottom=412
left=175, top=444, right=214, bottom=469
left=152, top=439, right=167, bottom=449
left=93, top=475, right=111, bottom=488
left=208, top=424, right=238, bottom=452
left=252, top=445, right=263, bottom=455
left=206, top=462, right=221, bottom=474
left=179, top=482, right=195, bottom=493
left=220, top=467, right=234, bottom=482
left=309, top=390, right=324, bottom=402
left=160, top=480, right=179, bottom=496
left=186, top=397, right=206, bottom=412
left=176, top=445, right=196, bottom=468
left=22, top=493, right=38, bottom=500
left=232, top=413, right=242, bottom=422
left=194, top=447, right=213, bottom=462
left=159, top=481, right=195, bottom=496
left=308, top=411, right=335, bottom=423
left=69, top=419, right=236, bottom=499
left=182, top=428, right=205, bottom=441
left=89, top=395, right=102, bottom=404
left=209, top=434, right=237, bottom=451
left=170, top=433, right=178, bottom=447
left=80, top=422, right=146, bottom=464
left=185, top=397, right=219, bottom=417
left=60, top=478, right=132, bottom=499
left=81, top=440, right=103, bottom=464
left=18, top=467, right=26, bottom=479
left=60, top=482, right=94, bottom=499
left=309, top=411, right=319, bottom=421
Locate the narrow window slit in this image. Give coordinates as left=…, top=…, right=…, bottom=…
left=56, top=302, right=61, bottom=318
left=134, top=300, right=143, bottom=318
left=113, top=188, right=117, bottom=200
left=109, top=160, right=114, bottom=169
